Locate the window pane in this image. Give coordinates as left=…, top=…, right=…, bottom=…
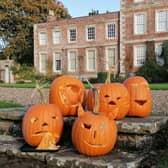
left=157, top=10, right=168, bottom=32
left=87, top=26, right=95, bottom=40
left=135, top=46, right=146, bottom=66
left=53, top=31, right=61, bottom=44
left=54, top=52, right=61, bottom=71
left=108, top=48, right=115, bottom=66
left=39, top=32, right=47, bottom=45
left=107, top=24, right=115, bottom=38
left=88, top=50, right=96, bottom=70
left=69, top=51, right=77, bottom=71
left=69, top=29, right=76, bottom=41
left=135, top=14, right=146, bottom=34
left=40, top=53, right=47, bottom=72
left=155, top=44, right=164, bottom=65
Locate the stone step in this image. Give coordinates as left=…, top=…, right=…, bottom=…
left=0, top=108, right=168, bottom=152
left=0, top=135, right=160, bottom=168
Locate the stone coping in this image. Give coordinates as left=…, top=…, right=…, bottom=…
left=0, top=107, right=26, bottom=120
left=0, top=108, right=168, bottom=135
left=0, top=135, right=149, bottom=168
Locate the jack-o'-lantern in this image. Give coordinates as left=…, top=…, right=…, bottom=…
left=22, top=104, right=63, bottom=149
left=49, top=76, right=85, bottom=116
left=87, top=83, right=130, bottom=120
left=123, top=76, right=152, bottom=117
left=72, top=88, right=117, bottom=156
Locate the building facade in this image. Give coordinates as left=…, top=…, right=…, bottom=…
left=34, top=0, right=168, bottom=78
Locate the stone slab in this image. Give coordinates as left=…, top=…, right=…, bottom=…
left=0, top=108, right=168, bottom=136
left=0, top=135, right=155, bottom=168
left=0, top=107, right=26, bottom=120
left=116, top=116, right=168, bottom=134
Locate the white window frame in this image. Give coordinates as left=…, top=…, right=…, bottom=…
left=53, top=52, right=62, bottom=73
left=134, top=13, right=146, bottom=35
left=39, top=31, right=47, bottom=45
left=105, top=47, right=116, bottom=70
left=68, top=49, right=78, bottom=72
left=134, top=45, right=146, bottom=67
left=86, top=48, right=97, bottom=71
left=156, top=9, right=168, bottom=33
left=68, top=27, right=77, bottom=43
left=106, top=23, right=116, bottom=39
left=86, top=25, right=96, bottom=41
left=53, top=29, right=61, bottom=44
left=39, top=52, right=47, bottom=73
left=134, top=0, right=144, bottom=3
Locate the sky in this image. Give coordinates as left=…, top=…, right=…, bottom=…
left=60, top=0, right=120, bottom=17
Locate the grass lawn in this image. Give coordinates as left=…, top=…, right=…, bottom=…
left=0, top=82, right=168, bottom=90
left=149, top=83, right=168, bottom=90
left=0, top=101, right=23, bottom=108
left=0, top=83, right=50, bottom=88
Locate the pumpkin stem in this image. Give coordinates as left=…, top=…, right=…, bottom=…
left=92, top=87, right=99, bottom=115
left=105, top=61, right=118, bottom=84
left=31, top=81, right=46, bottom=104
left=85, top=78, right=94, bottom=89
left=105, top=66, right=113, bottom=84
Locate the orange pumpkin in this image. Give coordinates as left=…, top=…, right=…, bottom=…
left=22, top=104, right=63, bottom=148
left=49, top=76, right=85, bottom=116
left=123, top=76, right=152, bottom=117
left=86, top=83, right=103, bottom=111
left=87, top=83, right=130, bottom=120
left=72, top=88, right=117, bottom=156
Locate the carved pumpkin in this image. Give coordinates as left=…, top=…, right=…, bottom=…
left=22, top=104, right=63, bottom=149
left=123, top=76, right=152, bottom=117
left=87, top=83, right=130, bottom=120
left=72, top=88, right=117, bottom=156
left=49, top=76, right=85, bottom=116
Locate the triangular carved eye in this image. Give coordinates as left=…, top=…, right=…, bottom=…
left=104, top=95, right=110, bottom=98
left=31, top=117, right=38, bottom=124
left=83, top=123, right=91, bottom=129
left=117, top=97, right=121, bottom=100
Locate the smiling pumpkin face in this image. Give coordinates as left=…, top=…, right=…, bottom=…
left=124, top=76, right=152, bottom=117
left=22, top=104, right=63, bottom=147
left=49, top=76, right=85, bottom=116
left=72, top=112, right=117, bottom=156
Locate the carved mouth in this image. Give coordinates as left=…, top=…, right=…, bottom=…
left=84, top=141, right=106, bottom=148
left=135, top=100, right=147, bottom=106
left=108, top=101, right=116, bottom=105
left=34, top=131, right=48, bottom=136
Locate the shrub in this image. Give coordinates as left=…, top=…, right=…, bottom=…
left=136, top=61, right=168, bottom=83
left=11, top=64, right=36, bottom=82
left=89, top=72, right=126, bottom=83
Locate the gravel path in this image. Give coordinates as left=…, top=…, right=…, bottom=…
left=0, top=87, right=168, bottom=115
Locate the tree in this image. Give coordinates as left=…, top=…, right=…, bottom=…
left=160, top=40, right=168, bottom=66
left=146, top=40, right=155, bottom=62
left=0, top=0, right=70, bottom=65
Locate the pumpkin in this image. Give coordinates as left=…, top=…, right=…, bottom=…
left=22, top=104, right=63, bottom=149
left=87, top=83, right=130, bottom=120
left=123, top=76, right=152, bottom=117
left=49, top=76, right=85, bottom=116
left=72, top=88, right=117, bottom=156
left=86, top=83, right=103, bottom=111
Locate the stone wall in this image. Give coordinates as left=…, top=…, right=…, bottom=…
left=0, top=87, right=167, bottom=115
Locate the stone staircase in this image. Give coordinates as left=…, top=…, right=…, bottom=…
left=0, top=107, right=168, bottom=168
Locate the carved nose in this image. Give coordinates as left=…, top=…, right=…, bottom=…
left=109, top=101, right=116, bottom=105
left=42, top=122, right=48, bottom=127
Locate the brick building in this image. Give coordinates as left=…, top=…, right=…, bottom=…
left=34, top=0, right=168, bottom=78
